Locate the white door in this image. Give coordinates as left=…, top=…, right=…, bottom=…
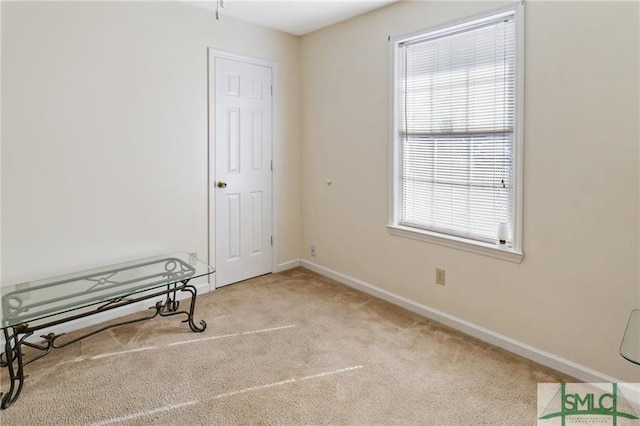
left=211, top=53, right=273, bottom=287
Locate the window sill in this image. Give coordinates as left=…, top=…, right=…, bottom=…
left=387, top=225, right=524, bottom=264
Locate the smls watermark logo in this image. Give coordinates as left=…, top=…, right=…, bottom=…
left=538, top=383, right=640, bottom=425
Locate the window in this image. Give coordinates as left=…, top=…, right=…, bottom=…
left=389, top=4, right=524, bottom=262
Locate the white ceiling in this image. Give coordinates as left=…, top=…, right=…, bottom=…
left=190, top=0, right=398, bottom=36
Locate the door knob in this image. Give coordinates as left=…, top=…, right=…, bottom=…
left=217, top=181, right=227, bottom=189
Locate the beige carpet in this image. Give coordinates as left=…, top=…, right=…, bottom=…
left=0, top=268, right=572, bottom=425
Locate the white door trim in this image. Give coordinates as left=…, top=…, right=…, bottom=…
left=207, top=48, right=278, bottom=288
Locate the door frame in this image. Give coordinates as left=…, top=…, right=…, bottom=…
left=207, top=48, right=279, bottom=289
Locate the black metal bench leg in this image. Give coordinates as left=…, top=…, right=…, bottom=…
left=1, top=326, right=27, bottom=409
left=183, top=284, right=207, bottom=333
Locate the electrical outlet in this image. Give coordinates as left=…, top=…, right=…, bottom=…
left=310, top=245, right=317, bottom=257
left=435, top=268, right=446, bottom=286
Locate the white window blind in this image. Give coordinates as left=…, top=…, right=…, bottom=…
left=398, top=12, right=516, bottom=244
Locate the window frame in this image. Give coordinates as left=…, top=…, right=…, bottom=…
left=387, top=2, right=525, bottom=263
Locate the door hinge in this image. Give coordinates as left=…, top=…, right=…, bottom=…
left=270, top=235, right=273, bottom=246
left=270, top=160, right=273, bottom=171
left=271, top=85, right=273, bottom=96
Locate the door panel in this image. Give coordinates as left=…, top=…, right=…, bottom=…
left=226, top=193, right=241, bottom=261
left=213, top=56, right=272, bottom=287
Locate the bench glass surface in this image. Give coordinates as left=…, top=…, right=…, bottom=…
left=1, top=252, right=213, bottom=329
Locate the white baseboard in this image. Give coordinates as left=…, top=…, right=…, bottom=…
left=276, top=259, right=301, bottom=272
left=1, top=261, right=623, bottom=385
left=301, top=260, right=622, bottom=384
left=1, top=282, right=211, bottom=347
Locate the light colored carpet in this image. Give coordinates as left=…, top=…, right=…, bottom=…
left=0, top=268, right=572, bottom=425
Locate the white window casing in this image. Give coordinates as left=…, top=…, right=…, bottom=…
left=388, top=2, right=524, bottom=263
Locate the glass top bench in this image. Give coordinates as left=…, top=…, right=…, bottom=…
left=0, top=252, right=215, bottom=409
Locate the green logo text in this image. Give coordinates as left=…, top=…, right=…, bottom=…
left=539, top=383, right=639, bottom=426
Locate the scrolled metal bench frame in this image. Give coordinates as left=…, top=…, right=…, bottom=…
left=0, top=256, right=210, bottom=409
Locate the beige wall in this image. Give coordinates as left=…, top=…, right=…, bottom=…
left=1, top=1, right=301, bottom=283
left=300, top=1, right=640, bottom=381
